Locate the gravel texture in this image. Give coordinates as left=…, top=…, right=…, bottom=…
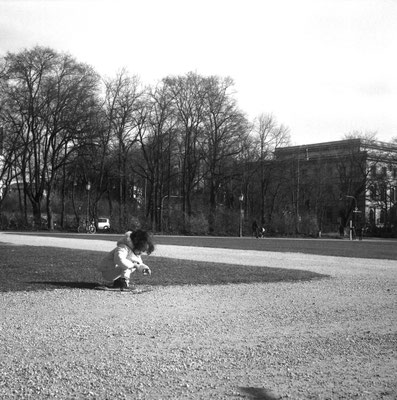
left=0, top=233, right=396, bottom=399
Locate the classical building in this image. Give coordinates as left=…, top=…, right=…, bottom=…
left=273, top=139, right=397, bottom=234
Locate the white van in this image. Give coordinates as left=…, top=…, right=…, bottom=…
left=97, top=217, right=110, bottom=231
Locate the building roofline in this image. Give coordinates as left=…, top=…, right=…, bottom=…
left=275, top=138, right=397, bottom=152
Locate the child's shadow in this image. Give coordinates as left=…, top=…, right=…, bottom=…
left=29, top=281, right=100, bottom=289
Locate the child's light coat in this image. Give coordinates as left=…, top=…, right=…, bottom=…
left=98, top=231, right=143, bottom=281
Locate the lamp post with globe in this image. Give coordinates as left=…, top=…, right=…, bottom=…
left=239, top=193, right=244, bottom=237
left=86, top=181, right=91, bottom=223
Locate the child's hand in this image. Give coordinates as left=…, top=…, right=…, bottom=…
left=137, top=264, right=151, bottom=276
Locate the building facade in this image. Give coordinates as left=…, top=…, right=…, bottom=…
left=273, top=139, right=397, bottom=235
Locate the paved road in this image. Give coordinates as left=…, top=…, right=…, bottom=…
left=3, top=230, right=397, bottom=259
left=1, top=232, right=395, bottom=279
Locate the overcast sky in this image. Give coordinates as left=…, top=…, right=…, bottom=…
left=1, top=0, right=397, bottom=145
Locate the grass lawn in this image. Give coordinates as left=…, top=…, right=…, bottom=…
left=0, top=244, right=328, bottom=292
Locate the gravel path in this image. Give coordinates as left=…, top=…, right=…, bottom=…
left=0, top=233, right=396, bottom=399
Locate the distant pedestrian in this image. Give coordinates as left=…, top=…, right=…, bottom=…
left=252, top=221, right=259, bottom=238
left=98, top=230, right=154, bottom=290
left=357, top=224, right=363, bottom=240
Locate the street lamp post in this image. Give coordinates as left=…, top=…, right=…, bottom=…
left=343, top=194, right=359, bottom=240
left=239, top=193, right=244, bottom=237
left=86, top=181, right=91, bottom=223
left=160, top=195, right=182, bottom=233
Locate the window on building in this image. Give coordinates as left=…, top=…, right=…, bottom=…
left=369, top=185, right=377, bottom=200
left=369, top=208, right=375, bottom=225
left=391, top=187, right=397, bottom=203
left=380, top=184, right=387, bottom=202
left=380, top=209, right=386, bottom=224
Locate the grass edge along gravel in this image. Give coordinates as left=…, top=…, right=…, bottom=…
left=0, top=244, right=328, bottom=292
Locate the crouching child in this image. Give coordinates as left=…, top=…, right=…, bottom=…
left=98, top=230, right=154, bottom=290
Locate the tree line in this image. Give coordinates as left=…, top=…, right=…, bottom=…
left=0, top=46, right=290, bottom=234
left=2, top=46, right=395, bottom=236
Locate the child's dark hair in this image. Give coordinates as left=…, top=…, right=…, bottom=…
left=130, top=230, right=155, bottom=254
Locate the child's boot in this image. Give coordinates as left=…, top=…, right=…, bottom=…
left=113, top=277, right=128, bottom=290
left=113, top=277, right=136, bottom=291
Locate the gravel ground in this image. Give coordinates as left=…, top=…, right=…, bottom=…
left=0, top=233, right=396, bottom=399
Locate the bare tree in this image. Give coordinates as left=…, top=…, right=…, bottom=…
left=0, top=127, right=22, bottom=211
left=163, top=72, right=207, bottom=228
left=103, top=69, right=144, bottom=230
left=136, top=83, right=178, bottom=231
left=344, top=130, right=378, bottom=142
left=0, top=46, right=100, bottom=228
left=201, top=76, right=249, bottom=233
left=252, top=113, right=290, bottom=225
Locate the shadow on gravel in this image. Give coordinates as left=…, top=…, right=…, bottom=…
left=27, top=281, right=100, bottom=290
left=0, top=244, right=329, bottom=293
left=238, top=387, right=280, bottom=400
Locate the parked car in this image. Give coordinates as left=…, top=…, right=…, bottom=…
left=97, top=217, right=110, bottom=231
